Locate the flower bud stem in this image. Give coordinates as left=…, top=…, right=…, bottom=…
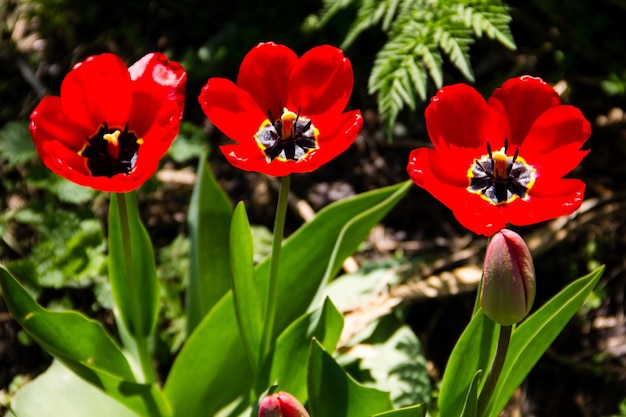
left=261, top=175, right=291, bottom=361
left=477, top=324, right=512, bottom=417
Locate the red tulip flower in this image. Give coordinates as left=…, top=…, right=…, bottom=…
left=198, top=42, right=363, bottom=176
left=30, top=53, right=186, bottom=192
left=408, top=76, right=591, bottom=236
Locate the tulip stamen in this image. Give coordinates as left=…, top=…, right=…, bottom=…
left=466, top=139, right=537, bottom=205
left=255, top=106, right=319, bottom=163
left=79, top=122, right=142, bottom=177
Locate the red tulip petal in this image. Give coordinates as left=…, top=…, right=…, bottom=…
left=128, top=52, right=187, bottom=137
left=199, top=78, right=267, bottom=146
left=426, top=84, right=508, bottom=151
left=293, top=109, right=363, bottom=173
left=408, top=147, right=509, bottom=235
left=32, top=127, right=90, bottom=179
left=527, top=178, right=586, bottom=216
left=237, top=42, right=298, bottom=118
left=288, top=45, right=353, bottom=116
left=488, top=75, right=561, bottom=146
left=60, top=54, right=132, bottom=133
left=520, top=105, right=591, bottom=178
left=30, top=96, right=88, bottom=153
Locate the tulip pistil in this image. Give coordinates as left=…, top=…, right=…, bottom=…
left=255, top=106, right=319, bottom=163
left=79, top=122, right=143, bottom=177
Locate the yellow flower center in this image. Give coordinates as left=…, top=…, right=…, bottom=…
left=467, top=139, right=536, bottom=205
left=255, top=107, right=319, bottom=163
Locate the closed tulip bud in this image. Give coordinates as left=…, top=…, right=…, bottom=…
left=258, top=392, right=310, bottom=417
left=481, top=229, right=536, bottom=326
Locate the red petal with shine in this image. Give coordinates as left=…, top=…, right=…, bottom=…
left=128, top=52, right=187, bottom=137
left=426, top=84, right=508, bottom=151
left=520, top=105, right=591, bottom=179
left=237, top=42, right=297, bottom=118
left=30, top=96, right=88, bottom=155
left=488, top=75, right=561, bottom=146
left=288, top=45, right=354, bottom=116
left=60, top=54, right=132, bottom=134
left=199, top=77, right=268, bottom=146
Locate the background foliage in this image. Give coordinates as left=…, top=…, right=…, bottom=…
left=1, top=0, right=626, bottom=416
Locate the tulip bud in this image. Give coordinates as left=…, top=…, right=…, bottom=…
left=258, top=392, right=310, bottom=417
left=480, top=229, right=536, bottom=326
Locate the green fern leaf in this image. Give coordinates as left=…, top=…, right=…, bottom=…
left=434, top=24, right=475, bottom=82
left=315, top=0, right=516, bottom=137
left=462, top=3, right=516, bottom=50
left=342, top=0, right=393, bottom=48
left=317, top=0, right=359, bottom=27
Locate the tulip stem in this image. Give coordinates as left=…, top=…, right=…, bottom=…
left=477, top=324, right=512, bottom=417
left=261, top=175, right=291, bottom=360
left=115, top=193, right=155, bottom=384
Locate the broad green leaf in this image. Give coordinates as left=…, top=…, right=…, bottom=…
left=308, top=339, right=392, bottom=417
left=9, top=361, right=138, bottom=417
left=372, top=403, right=426, bottom=417
left=264, top=181, right=412, bottom=336
left=231, top=202, right=263, bottom=371
left=460, top=370, right=482, bottom=417
left=486, top=266, right=604, bottom=416
left=186, top=153, right=233, bottom=332
left=108, top=192, right=159, bottom=337
left=63, top=362, right=171, bottom=417
left=165, top=182, right=410, bottom=417
left=0, top=267, right=171, bottom=416
left=164, top=293, right=252, bottom=417
left=255, top=297, right=344, bottom=402
left=0, top=265, right=134, bottom=381
left=438, top=310, right=497, bottom=417
left=9, top=360, right=172, bottom=417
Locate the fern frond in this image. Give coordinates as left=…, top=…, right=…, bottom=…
left=434, top=23, right=474, bottom=81
left=342, top=0, right=390, bottom=48
left=459, top=2, right=516, bottom=50
left=313, top=0, right=516, bottom=137
left=316, top=0, right=360, bottom=27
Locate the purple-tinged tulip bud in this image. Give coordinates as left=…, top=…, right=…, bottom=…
left=258, top=391, right=310, bottom=417
left=481, top=229, right=536, bottom=326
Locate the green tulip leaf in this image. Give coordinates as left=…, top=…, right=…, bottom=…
left=258, top=180, right=412, bottom=337
left=8, top=360, right=171, bottom=417
left=372, top=403, right=426, bottom=417
left=186, top=153, right=233, bottom=332
left=460, top=370, right=482, bottom=417
left=486, top=266, right=604, bottom=416
left=230, top=201, right=263, bottom=371
left=0, top=265, right=134, bottom=381
left=108, top=192, right=159, bottom=337
left=438, top=310, right=497, bottom=417
left=164, top=182, right=410, bottom=417
left=8, top=361, right=137, bottom=417
left=308, top=339, right=392, bottom=417
left=255, top=297, right=344, bottom=402
left=0, top=266, right=171, bottom=415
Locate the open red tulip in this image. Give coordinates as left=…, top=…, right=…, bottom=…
left=30, top=52, right=186, bottom=192
left=408, top=76, right=591, bottom=236
left=198, top=42, right=362, bottom=176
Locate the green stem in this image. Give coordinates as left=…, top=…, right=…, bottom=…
left=114, top=192, right=155, bottom=384
left=477, top=324, right=512, bottom=417
left=260, top=175, right=291, bottom=360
